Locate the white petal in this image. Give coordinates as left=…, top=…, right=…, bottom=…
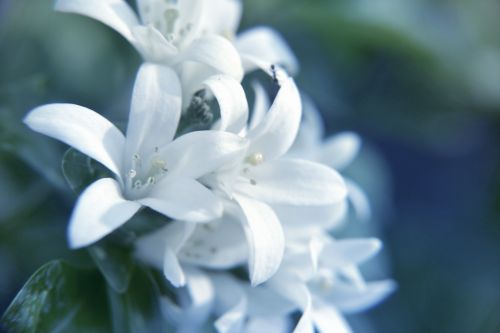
left=125, top=63, right=181, bottom=161
left=234, top=195, right=285, bottom=286
left=211, top=274, right=247, bottom=333
left=236, top=26, right=299, bottom=75
left=332, top=238, right=382, bottom=265
left=55, top=0, right=139, bottom=43
left=246, top=317, right=291, bottom=333
left=237, top=159, right=347, bottom=206
left=273, top=202, right=348, bottom=233
left=269, top=281, right=314, bottom=333
left=312, top=301, right=352, bottom=333
left=159, top=130, right=249, bottom=179
left=319, top=132, right=361, bottom=170
left=346, top=178, right=372, bottom=221
left=178, top=215, right=248, bottom=269
left=249, top=81, right=270, bottom=130
left=68, top=178, right=140, bottom=248
left=177, top=35, right=243, bottom=81
left=329, top=280, right=397, bottom=314
left=24, top=103, right=125, bottom=176
left=247, top=78, right=301, bottom=160
left=245, top=285, right=296, bottom=317
left=199, top=0, right=242, bottom=37
left=139, top=177, right=223, bottom=223
left=203, top=75, right=248, bottom=133
left=135, top=222, right=195, bottom=270
left=130, top=26, right=178, bottom=62
left=163, top=247, right=186, bottom=287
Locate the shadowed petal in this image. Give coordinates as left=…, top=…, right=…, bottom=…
left=68, top=178, right=140, bottom=248
left=24, top=103, right=125, bottom=176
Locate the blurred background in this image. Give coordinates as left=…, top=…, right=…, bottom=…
left=1, top=0, right=499, bottom=332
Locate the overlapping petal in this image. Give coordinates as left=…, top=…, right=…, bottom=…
left=55, top=0, right=139, bottom=43
left=68, top=178, right=141, bottom=248
left=237, top=159, right=347, bottom=206
left=24, top=103, right=125, bottom=176
left=247, top=78, right=301, bottom=160
left=139, top=177, right=223, bottom=223
left=125, top=63, right=181, bottom=160
left=234, top=194, right=285, bottom=286
left=236, top=26, right=299, bottom=75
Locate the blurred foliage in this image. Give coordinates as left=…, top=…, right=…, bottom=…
left=0, top=0, right=500, bottom=332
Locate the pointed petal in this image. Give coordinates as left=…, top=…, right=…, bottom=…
left=135, top=222, right=195, bottom=269
left=249, top=81, right=270, bottom=130
left=247, top=78, right=301, bottom=160
left=178, top=215, right=248, bottom=269
left=329, top=280, right=397, bottom=314
left=236, top=26, right=299, bottom=75
left=211, top=273, right=247, bottom=333
left=159, top=130, right=249, bottom=179
left=199, top=0, right=242, bottom=37
left=237, top=159, right=347, bottom=206
left=270, top=281, right=314, bottom=333
left=346, top=178, right=372, bottom=221
left=140, top=177, right=223, bottom=223
left=125, top=63, right=181, bottom=161
left=319, top=132, right=361, bottom=170
left=333, top=238, right=382, bottom=265
left=246, top=317, right=291, bottom=333
left=234, top=195, right=284, bottom=286
left=24, top=103, right=125, bottom=176
left=55, top=0, right=139, bottom=43
left=312, top=301, right=352, bottom=333
left=68, top=178, right=140, bottom=248
left=163, top=247, right=186, bottom=287
left=177, top=35, right=244, bottom=81
left=203, top=75, right=248, bottom=133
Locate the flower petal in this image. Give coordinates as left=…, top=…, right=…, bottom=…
left=246, top=78, right=301, bottom=160
left=236, top=26, right=299, bottom=75
left=159, top=130, right=249, bottom=179
left=68, top=178, right=140, bottom=249
left=203, top=75, right=248, bottom=133
left=211, top=273, right=247, bottom=333
left=139, top=177, right=223, bottom=223
left=24, top=103, right=125, bottom=176
left=125, top=63, right=181, bottom=161
left=177, top=35, right=244, bottom=81
left=178, top=214, right=248, bottom=269
left=237, top=159, right=347, bottom=206
left=163, top=247, right=186, bottom=287
left=346, top=178, right=371, bottom=221
left=199, top=0, right=242, bottom=38
left=55, top=0, right=139, bottom=43
left=328, top=280, right=397, bottom=314
left=234, top=195, right=285, bottom=286
left=329, top=238, right=382, bottom=265
left=319, top=132, right=361, bottom=170
left=249, top=81, right=270, bottom=130
left=311, top=301, right=352, bottom=333
left=130, top=26, right=178, bottom=62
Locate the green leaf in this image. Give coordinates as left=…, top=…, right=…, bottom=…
left=61, top=148, right=111, bottom=195
left=88, top=242, right=135, bottom=294
left=106, top=266, right=173, bottom=333
left=1, top=260, right=112, bottom=333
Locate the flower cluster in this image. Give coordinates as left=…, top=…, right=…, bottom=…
left=24, top=0, right=395, bottom=332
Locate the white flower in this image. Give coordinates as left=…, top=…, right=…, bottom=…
left=199, top=74, right=347, bottom=286
left=24, top=63, right=248, bottom=249
left=55, top=0, right=244, bottom=102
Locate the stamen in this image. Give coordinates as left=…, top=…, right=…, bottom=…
left=250, top=179, right=257, bottom=186
left=246, top=152, right=264, bottom=166
left=164, top=8, right=179, bottom=34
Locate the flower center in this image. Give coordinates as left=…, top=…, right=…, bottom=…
left=245, top=152, right=264, bottom=166
left=140, top=4, right=193, bottom=47
left=125, top=149, right=169, bottom=199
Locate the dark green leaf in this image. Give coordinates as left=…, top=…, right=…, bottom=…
left=1, top=260, right=111, bottom=333
left=106, top=266, right=173, bottom=333
left=88, top=242, right=135, bottom=294
left=61, top=148, right=111, bottom=195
